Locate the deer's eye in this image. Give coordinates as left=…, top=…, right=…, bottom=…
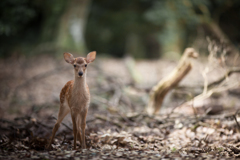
left=85, top=64, right=87, bottom=67
left=74, top=65, right=76, bottom=68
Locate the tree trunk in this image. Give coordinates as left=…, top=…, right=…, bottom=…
left=159, top=15, right=183, bottom=59
left=56, top=0, right=91, bottom=53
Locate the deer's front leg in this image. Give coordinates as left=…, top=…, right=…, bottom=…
left=77, top=117, right=82, bottom=145
left=71, top=111, right=78, bottom=150
left=80, top=110, right=87, bottom=149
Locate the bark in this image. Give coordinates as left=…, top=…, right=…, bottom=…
left=146, top=48, right=198, bottom=115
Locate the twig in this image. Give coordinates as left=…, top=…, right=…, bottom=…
left=93, top=95, right=132, bottom=124
left=234, top=109, right=240, bottom=131
left=0, top=119, right=16, bottom=125
left=191, top=97, right=198, bottom=118
left=95, top=114, right=123, bottom=128
left=180, top=81, right=239, bottom=112
left=61, top=134, right=66, bottom=145
left=109, top=87, right=122, bottom=107
left=52, top=116, right=72, bottom=131
left=168, top=101, right=186, bottom=117
left=37, top=121, right=52, bottom=129
left=120, top=94, right=135, bottom=111
left=86, top=118, right=96, bottom=124
left=202, top=67, right=209, bottom=95
left=93, top=96, right=112, bottom=107
left=208, top=67, right=240, bottom=88
left=174, top=67, right=240, bottom=92
left=168, top=90, right=195, bottom=116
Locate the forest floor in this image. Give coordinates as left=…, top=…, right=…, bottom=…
left=0, top=54, right=240, bottom=159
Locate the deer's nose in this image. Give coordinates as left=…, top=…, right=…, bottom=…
left=78, top=72, right=83, bottom=76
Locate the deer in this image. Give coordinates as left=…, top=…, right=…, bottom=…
left=47, top=51, right=96, bottom=150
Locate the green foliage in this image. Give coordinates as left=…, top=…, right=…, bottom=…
left=40, top=0, right=68, bottom=42
left=144, top=0, right=204, bottom=55
left=0, top=0, right=67, bottom=57
left=171, top=147, right=177, bottom=152
left=0, top=0, right=36, bottom=36
left=0, top=0, right=239, bottom=58
left=85, top=0, right=158, bottom=58
left=142, top=0, right=240, bottom=56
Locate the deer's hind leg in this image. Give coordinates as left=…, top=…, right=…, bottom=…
left=47, top=101, right=70, bottom=149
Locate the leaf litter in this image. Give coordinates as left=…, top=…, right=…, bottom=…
left=1, top=111, right=240, bottom=159
left=1, top=54, right=240, bottom=159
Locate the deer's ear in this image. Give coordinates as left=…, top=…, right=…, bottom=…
left=64, top=53, right=75, bottom=64
left=86, top=51, right=96, bottom=63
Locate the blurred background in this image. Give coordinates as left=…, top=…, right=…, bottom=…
left=0, top=0, right=240, bottom=119
left=1, top=0, right=240, bottom=58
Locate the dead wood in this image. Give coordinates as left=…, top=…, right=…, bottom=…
left=175, top=81, right=239, bottom=115
left=173, top=67, right=240, bottom=91
left=52, top=116, right=72, bottom=131
left=2, top=111, right=240, bottom=159
left=146, top=48, right=198, bottom=115
left=95, top=114, right=123, bottom=128
left=234, top=110, right=240, bottom=132
left=208, top=67, right=240, bottom=88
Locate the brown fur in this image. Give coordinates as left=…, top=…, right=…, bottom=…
left=47, top=51, right=96, bottom=150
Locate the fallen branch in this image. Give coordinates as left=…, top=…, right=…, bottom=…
left=95, top=114, right=123, bottom=128
left=175, top=81, right=239, bottom=115
left=52, top=116, right=72, bottom=131
left=146, top=48, right=198, bottom=115
left=234, top=110, right=240, bottom=132
left=208, top=67, right=240, bottom=88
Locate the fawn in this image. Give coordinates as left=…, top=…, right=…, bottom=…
left=47, top=51, right=96, bottom=150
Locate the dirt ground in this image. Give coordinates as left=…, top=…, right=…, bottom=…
left=0, top=54, right=240, bottom=159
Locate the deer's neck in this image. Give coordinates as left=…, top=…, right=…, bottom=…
left=73, top=75, right=87, bottom=94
